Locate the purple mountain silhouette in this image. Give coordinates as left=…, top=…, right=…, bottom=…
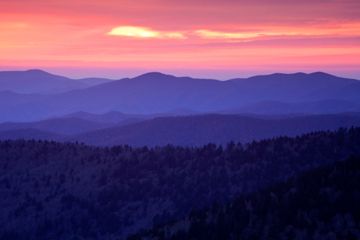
left=70, top=113, right=360, bottom=147
left=0, top=69, right=112, bottom=94
left=0, top=70, right=359, bottom=122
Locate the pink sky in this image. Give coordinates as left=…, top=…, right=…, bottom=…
left=0, top=0, right=360, bottom=79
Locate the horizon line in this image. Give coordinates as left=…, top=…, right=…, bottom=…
left=1, top=68, right=358, bottom=82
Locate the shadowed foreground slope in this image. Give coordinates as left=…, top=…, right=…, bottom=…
left=133, top=155, right=360, bottom=240
left=0, top=128, right=360, bottom=239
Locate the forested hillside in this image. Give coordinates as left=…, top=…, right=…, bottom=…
left=133, top=156, right=360, bottom=240
left=1, top=128, right=360, bottom=239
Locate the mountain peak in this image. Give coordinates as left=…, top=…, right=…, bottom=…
left=246, top=72, right=342, bottom=81
left=25, top=69, right=51, bottom=75
left=134, top=72, right=174, bottom=80
left=309, top=71, right=335, bottom=78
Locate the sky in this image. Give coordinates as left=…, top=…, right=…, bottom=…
left=0, top=0, right=360, bottom=79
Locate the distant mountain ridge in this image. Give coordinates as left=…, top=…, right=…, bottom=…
left=0, top=70, right=359, bottom=122
left=0, top=117, right=114, bottom=135
left=71, top=113, right=360, bottom=146
left=62, top=111, right=147, bottom=124
left=0, top=69, right=113, bottom=94
left=1, top=113, right=360, bottom=147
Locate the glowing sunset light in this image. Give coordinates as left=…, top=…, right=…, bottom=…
left=108, top=26, right=185, bottom=39
left=0, top=0, right=359, bottom=78
left=109, top=26, right=159, bottom=38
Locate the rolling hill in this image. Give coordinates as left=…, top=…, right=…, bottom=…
left=1, top=112, right=360, bottom=146
left=0, top=69, right=113, bottom=94
left=62, top=111, right=148, bottom=124
left=0, top=128, right=62, bottom=141
left=71, top=113, right=360, bottom=146
left=0, top=69, right=87, bottom=94
left=0, top=117, right=114, bottom=135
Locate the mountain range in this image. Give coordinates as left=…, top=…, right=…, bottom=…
left=1, top=68, right=360, bottom=240
left=0, top=70, right=360, bottom=122
left=1, top=112, right=360, bottom=147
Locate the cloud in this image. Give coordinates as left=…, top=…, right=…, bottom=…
left=195, top=29, right=261, bottom=39
left=108, top=22, right=360, bottom=41
left=195, top=23, right=360, bottom=40
left=108, top=26, right=185, bottom=39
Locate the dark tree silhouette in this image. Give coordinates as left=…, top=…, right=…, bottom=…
left=0, top=127, right=360, bottom=239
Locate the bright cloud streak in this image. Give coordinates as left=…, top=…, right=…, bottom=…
left=108, top=23, right=360, bottom=42
left=108, top=26, right=185, bottom=39
left=195, top=23, right=360, bottom=40
left=195, top=30, right=260, bottom=39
